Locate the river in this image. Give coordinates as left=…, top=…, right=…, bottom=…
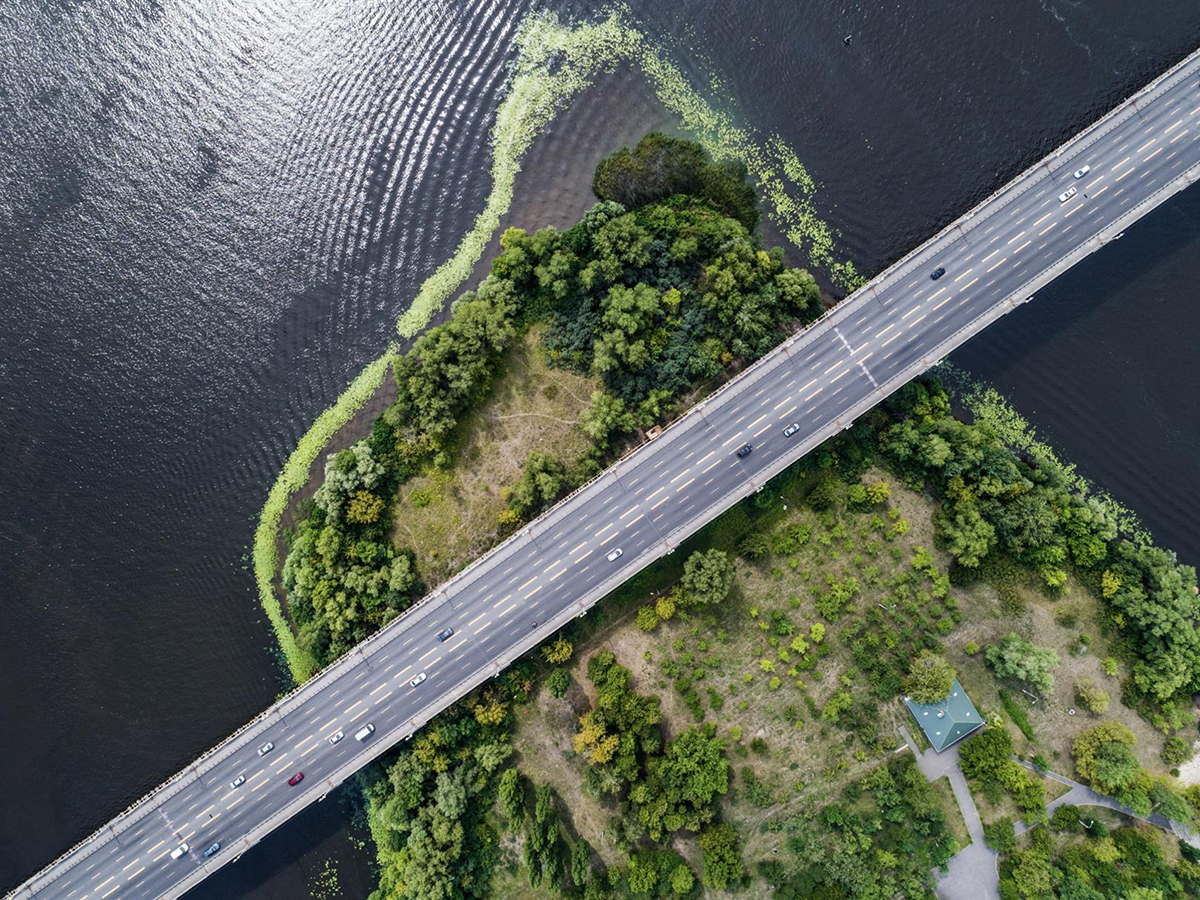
left=1, top=1, right=1198, bottom=896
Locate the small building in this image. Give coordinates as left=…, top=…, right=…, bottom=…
left=903, top=679, right=983, bottom=752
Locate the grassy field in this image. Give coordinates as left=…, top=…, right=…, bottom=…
left=493, top=462, right=1178, bottom=897
left=392, top=323, right=598, bottom=586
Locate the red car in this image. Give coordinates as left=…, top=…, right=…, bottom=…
left=287, top=772, right=304, bottom=786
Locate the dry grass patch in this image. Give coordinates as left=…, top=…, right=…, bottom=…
left=392, top=324, right=597, bottom=585
left=944, top=572, right=1171, bottom=778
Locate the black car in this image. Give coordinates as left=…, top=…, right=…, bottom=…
left=203, top=842, right=221, bottom=859
left=437, top=627, right=454, bottom=642
left=930, top=266, right=946, bottom=281
left=735, top=444, right=753, bottom=459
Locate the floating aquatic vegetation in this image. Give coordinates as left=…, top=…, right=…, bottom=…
left=253, top=350, right=396, bottom=681
left=259, top=5, right=859, bottom=681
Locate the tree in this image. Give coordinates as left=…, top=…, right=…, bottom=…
left=680, top=549, right=734, bottom=607
left=983, top=818, right=1017, bottom=853
left=570, top=839, right=591, bottom=888
left=508, top=451, right=567, bottom=520
left=986, top=633, right=1059, bottom=694
left=669, top=863, right=695, bottom=895
left=542, top=635, right=573, bottom=665
left=905, top=651, right=956, bottom=703
left=935, top=502, right=996, bottom=568
left=698, top=823, right=743, bottom=890
left=591, top=282, right=664, bottom=377
left=631, top=723, right=729, bottom=839
left=546, top=668, right=571, bottom=699
left=498, top=767, right=524, bottom=824
left=580, top=390, right=634, bottom=452
left=346, top=490, right=385, bottom=524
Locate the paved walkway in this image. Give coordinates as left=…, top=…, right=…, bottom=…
left=898, top=729, right=1200, bottom=900
left=1011, top=759, right=1200, bottom=848
left=899, top=727, right=1000, bottom=900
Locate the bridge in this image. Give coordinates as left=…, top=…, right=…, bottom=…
left=11, top=44, right=1200, bottom=900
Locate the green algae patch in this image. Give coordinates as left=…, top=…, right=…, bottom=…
left=260, top=5, right=860, bottom=680
left=253, top=348, right=396, bottom=683
left=396, top=5, right=862, bottom=340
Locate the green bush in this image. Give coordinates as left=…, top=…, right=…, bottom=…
left=998, top=690, right=1036, bottom=741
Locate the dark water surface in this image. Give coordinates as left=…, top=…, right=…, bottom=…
left=1, top=1, right=1199, bottom=896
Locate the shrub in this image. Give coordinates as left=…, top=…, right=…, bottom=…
left=655, top=593, right=676, bottom=621
left=1074, top=679, right=1110, bottom=715
left=1163, top=735, right=1195, bottom=767
left=636, top=606, right=659, bottom=632
left=546, top=668, right=571, bottom=699
left=964, top=640, right=980, bottom=656
left=998, top=690, right=1036, bottom=741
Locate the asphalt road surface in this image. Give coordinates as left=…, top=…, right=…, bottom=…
left=12, top=45, right=1200, bottom=900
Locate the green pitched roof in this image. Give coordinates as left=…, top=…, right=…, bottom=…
left=904, top=679, right=983, bottom=752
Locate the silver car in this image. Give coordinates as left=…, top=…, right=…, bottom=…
left=328, top=730, right=344, bottom=745
left=1058, top=186, right=1077, bottom=203
left=783, top=422, right=800, bottom=437
left=256, top=741, right=273, bottom=757
left=230, top=775, right=245, bottom=789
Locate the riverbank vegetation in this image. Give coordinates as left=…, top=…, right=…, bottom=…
left=280, top=133, right=821, bottom=671
left=277, top=134, right=1200, bottom=897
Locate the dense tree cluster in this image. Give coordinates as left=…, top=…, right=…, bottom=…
left=958, top=728, right=1047, bottom=823
left=543, top=194, right=819, bottom=407
left=992, top=813, right=1199, bottom=900
left=282, top=436, right=421, bottom=665
left=283, top=135, right=824, bottom=669
left=1071, top=722, right=1192, bottom=821
left=591, top=132, right=760, bottom=232
left=362, top=666, right=530, bottom=900
left=772, top=755, right=957, bottom=899
left=571, top=651, right=736, bottom=887
left=878, top=379, right=1200, bottom=714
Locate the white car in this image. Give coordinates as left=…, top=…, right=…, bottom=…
left=256, top=741, right=274, bottom=757
left=170, top=843, right=189, bottom=860
left=328, top=730, right=344, bottom=745
left=606, top=547, right=623, bottom=562
left=230, top=775, right=245, bottom=789
left=1058, top=186, right=1077, bottom=203
left=783, top=422, right=800, bottom=438
left=1073, top=164, right=1090, bottom=179
left=355, top=724, right=376, bottom=742
left=410, top=672, right=427, bottom=687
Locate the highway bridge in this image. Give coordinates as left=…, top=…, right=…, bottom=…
left=11, top=44, right=1200, bottom=900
